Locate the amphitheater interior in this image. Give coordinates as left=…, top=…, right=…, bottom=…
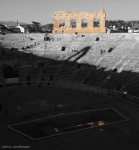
left=0, top=33, right=139, bottom=149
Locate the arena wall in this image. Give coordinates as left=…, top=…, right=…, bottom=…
left=53, top=10, right=106, bottom=33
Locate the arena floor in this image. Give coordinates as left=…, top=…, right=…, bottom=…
left=0, top=86, right=139, bottom=150
left=8, top=108, right=128, bottom=140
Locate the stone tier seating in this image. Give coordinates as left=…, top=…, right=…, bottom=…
left=72, top=68, right=90, bottom=83
left=1, top=33, right=139, bottom=98
left=99, top=72, right=131, bottom=91
left=84, top=68, right=110, bottom=87
left=121, top=76, right=139, bottom=97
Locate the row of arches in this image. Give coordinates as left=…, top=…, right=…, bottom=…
left=59, top=18, right=100, bottom=28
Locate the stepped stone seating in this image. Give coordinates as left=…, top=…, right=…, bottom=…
left=134, top=62, right=139, bottom=72
left=122, top=77, right=139, bottom=97
left=72, top=68, right=89, bottom=83
left=43, top=66, right=59, bottom=76
left=114, top=43, right=139, bottom=72
left=0, top=33, right=44, bottom=50
left=100, top=72, right=131, bottom=91
left=84, top=68, right=109, bottom=86
left=56, top=66, right=76, bottom=82
left=1, top=33, right=139, bottom=99
left=94, top=42, right=137, bottom=70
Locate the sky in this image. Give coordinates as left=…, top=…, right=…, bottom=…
left=0, top=0, right=139, bottom=25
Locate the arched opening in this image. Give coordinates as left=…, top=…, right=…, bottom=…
left=3, top=66, right=19, bottom=79
left=93, top=18, right=100, bottom=27
left=70, top=19, right=76, bottom=28
left=27, top=76, right=31, bottom=85
left=96, top=37, right=100, bottom=41
left=113, top=68, right=118, bottom=72
left=0, top=104, right=2, bottom=112
left=81, top=18, right=88, bottom=28
left=61, top=46, right=66, bottom=51
left=59, top=19, right=65, bottom=28
left=49, top=75, right=53, bottom=81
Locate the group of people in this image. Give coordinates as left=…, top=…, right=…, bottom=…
left=100, top=49, right=105, bottom=55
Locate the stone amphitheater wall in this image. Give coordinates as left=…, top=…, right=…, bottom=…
left=53, top=10, right=106, bottom=33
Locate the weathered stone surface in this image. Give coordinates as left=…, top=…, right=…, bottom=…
left=53, top=10, right=106, bottom=33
